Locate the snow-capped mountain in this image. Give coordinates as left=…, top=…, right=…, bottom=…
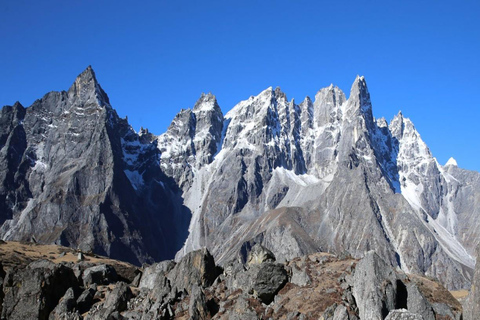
left=0, top=67, right=478, bottom=290
left=166, top=76, right=479, bottom=290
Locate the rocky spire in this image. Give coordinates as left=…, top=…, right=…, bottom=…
left=68, top=65, right=110, bottom=106
left=340, top=76, right=373, bottom=129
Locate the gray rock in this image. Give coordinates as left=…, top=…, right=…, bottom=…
left=465, top=246, right=480, bottom=320
left=233, top=262, right=288, bottom=304
left=188, top=285, right=208, bottom=320
left=351, top=252, right=402, bottom=320
left=138, top=260, right=175, bottom=289
left=167, top=248, right=218, bottom=294
left=385, top=309, right=423, bottom=320
left=86, top=282, right=133, bottom=320
left=246, top=243, right=276, bottom=265
left=406, top=283, right=435, bottom=320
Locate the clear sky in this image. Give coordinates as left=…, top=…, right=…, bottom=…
left=1, top=1, right=479, bottom=172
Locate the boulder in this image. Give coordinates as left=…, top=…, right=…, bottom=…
left=189, top=284, right=208, bottom=320
left=351, top=251, right=404, bottom=320
left=82, top=264, right=118, bottom=286
left=246, top=243, right=276, bottom=265
left=1, top=260, right=78, bottom=320
left=138, top=260, right=175, bottom=289
left=167, top=248, right=219, bottom=294
left=49, top=287, right=79, bottom=320
left=233, top=262, right=288, bottom=304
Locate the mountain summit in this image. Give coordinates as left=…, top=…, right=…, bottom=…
left=0, top=67, right=479, bottom=290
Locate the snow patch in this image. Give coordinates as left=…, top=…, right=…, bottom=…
left=445, top=157, right=457, bottom=167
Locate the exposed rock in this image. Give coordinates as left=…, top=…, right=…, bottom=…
left=167, top=248, right=219, bottom=294
left=86, top=282, right=133, bottom=320
left=385, top=309, right=423, bottom=320
left=465, top=246, right=480, bottom=320
left=246, top=243, right=276, bottom=265
left=351, top=251, right=401, bottom=319
left=1, top=260, right=78, bottom=320
left=138, top=259, right=175, bottom=289
left=82, top=264, right=118, bottom=286
left=1, top=68, right=479, bottom=293
left=76, top=286, right=97, bottom=314
left=189, top=284, right=208, bottom=320
left=49, top=287, right=79, bottom=320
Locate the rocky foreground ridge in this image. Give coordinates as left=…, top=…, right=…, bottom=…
left=1, top=66, right=479, bottom=292
left=1, top=241, right=477, bottom=319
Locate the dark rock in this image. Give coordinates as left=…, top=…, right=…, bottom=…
left=1, top=260, right=78, bottom=320
left=0, top=262, right=5, bottom=315
left=253, top=262, right=288, bottom=304
left=76, top=286, right=97, bottom=314
left=48, top=287, right=78, bottom=320
left=233, top=261, right=288, bottom=304
left=167, top=248, right=218, bottom=294
left=82, top=264, right=118, bottom=286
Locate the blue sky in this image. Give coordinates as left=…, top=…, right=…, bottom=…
left=1, top=1, right=479, bottom=171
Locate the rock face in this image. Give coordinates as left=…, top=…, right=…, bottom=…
left=0, top=67, right=190, bottom=265
left=1, top=67, right=479, bottom=292
left=465, top=246, right=480, bottom=320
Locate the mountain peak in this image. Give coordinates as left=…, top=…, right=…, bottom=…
left=68, top=66, right=109, bottom=106
left=193, top=93, right=220, bottom=113
left=445, top=157, right=458, bottom=167
left=78, top=65, right=97, bottom=82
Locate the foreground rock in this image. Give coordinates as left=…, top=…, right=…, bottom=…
left=0, top=242, right=464, bottom=319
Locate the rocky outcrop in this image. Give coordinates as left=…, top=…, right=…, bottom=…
left=465, top=246, right=480, bottom=320
left=1, top=260, right=78, bottom=320
left=0, top=242, right=464, bottom=319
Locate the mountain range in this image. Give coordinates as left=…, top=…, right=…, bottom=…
left=0, top=66, right=478, bottom=290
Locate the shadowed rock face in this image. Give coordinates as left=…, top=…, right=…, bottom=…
left=0, top=67, right=190, bottom=265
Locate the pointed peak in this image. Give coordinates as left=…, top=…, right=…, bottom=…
left=445, top=157, right=458, bottom=167
left=77, top=65, right=97, bottom=82
left=193, top=92, right=221, bottom=113
left=68, top=66, right=109, bottom=106
left=13, top=101, right=24, bottom=109
left=303, top=96, right=312, bottom=103
left=350, top=75, right=368, bottom=93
